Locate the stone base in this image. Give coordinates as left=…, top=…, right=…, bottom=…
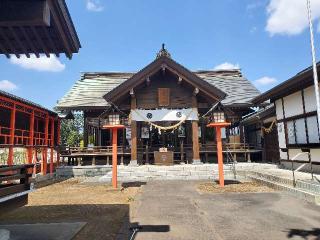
left=129, top=160, right=138, bottom=166
left=192, top=159, right=203, bottom=165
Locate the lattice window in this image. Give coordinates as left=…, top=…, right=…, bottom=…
left=158, top=88, right=170, bottom=107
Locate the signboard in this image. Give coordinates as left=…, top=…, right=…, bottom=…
left=141, top=126, right=150, bottom=139
left=125, top=127, right=131, bottom=139
left=178, top=126, right=185, bottom=138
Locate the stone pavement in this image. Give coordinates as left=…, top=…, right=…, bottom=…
left=125, top=181, right=320, bottom=240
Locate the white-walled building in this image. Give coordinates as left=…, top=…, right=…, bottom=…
left=253, top=63, right=320, bottom=172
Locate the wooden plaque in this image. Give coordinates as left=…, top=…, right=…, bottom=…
left=158, top=88, right=170, bottom=106
left=154, top=151, right=174, bottom=165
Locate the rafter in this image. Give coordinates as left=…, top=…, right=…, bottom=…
left=31, top=26, right=50, bottom=57
left=20, top=27, right=40, bottom=58
left=42, top=26, right=60, bottom=58
left=47, top=0, right=72, bottom=59
left=9, top=27, right=30, bottom=58
left=0, top=28, right=20, bottom=58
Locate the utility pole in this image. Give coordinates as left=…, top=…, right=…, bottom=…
left=306, top=0, right=320, bottom=138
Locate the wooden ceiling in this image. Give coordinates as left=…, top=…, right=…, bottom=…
left=0, top=0, right=81, bottom=59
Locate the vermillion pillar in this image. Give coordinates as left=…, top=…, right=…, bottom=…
left=207, top=122, right=230, bottom=187
left=42, top=115, right=49, bottom=175
left=50, top=117, right=55, bottom=174
left=57, top=118, right=61, bottom=166
left=8, top=104, right=16, bottom=165
left=28, top=110, right=35, bottom=164
left=104, top=125, right=125, bottom=189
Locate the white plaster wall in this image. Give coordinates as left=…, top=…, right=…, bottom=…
left=311, top=149, right=320, bottom=163
left=288, top=148, right=309, bottom=161
left=275, top=100, right=283, bottom=120
left=283, top=91, right=303, bottom=118
left=304, top=85, right=317, bottom=113
left=277, top=122, right=286, bottom=148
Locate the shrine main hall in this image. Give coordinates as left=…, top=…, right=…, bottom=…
left=56, top=46, right=262, bottom=165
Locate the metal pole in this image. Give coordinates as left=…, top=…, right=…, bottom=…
left=307, top=0, right=320, bottom=138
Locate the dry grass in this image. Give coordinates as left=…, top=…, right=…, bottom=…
left=198, top=180, right=274, bottom=193
left=0, top=178, right=141, bottom=240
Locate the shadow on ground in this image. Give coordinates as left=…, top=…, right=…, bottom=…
left=286, top=228, right=320, bottom=239
left=0, top=202, right=169, bottom=240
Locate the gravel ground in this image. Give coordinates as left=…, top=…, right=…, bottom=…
left=198, top=180, right=274, bottom=193
left=0, top=178, right=141, bottom=240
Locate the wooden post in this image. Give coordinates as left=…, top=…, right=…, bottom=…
left=192, top=121, right=200, bottom=164
left=130, top=94, right=138, bottom=165
left=112, top=128, right=118, bottom=188
left=42, top=115, right=49, bottom=175
left=131, top=121, right=137, bottom=165
left=8, top=104, right=16, bottom=166
left=28, top=110, right=35, bottom=164
left=216, top=127, right=224, bottom=187
left=50, top=117, right=54, bottom=174
left=145, top=141, right=149, bottom=165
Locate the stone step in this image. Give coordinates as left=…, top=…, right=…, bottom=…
left=247, top=175, right=320, bottom=206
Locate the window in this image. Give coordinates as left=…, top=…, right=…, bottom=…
left=286, top=116, right=317, bottom=145
left=286, top=121, right=295, bottom=144
left=158, top=88, right=170, bottom=106
left=295, top=118, right=307, bottom=144
left=307, top=116, right=319, bottom=143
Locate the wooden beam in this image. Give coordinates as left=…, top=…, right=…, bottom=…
left=20, top=27, right=40, bottom=58
left=146, top=77, right=151, bottom=86
left=31, top=26, right=50, bottom=57
left=178, top=76, right=183, bottom=85
left=42, top=115, right=49, bottom=175
left=47, top=0, right=73, bottom=59
left=0, top=0, right=50, bottom=27
left=9, top=27, right=30, bottom=58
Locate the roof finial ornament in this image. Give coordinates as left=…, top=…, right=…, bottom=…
left=156, top=43, right=171, bottom=59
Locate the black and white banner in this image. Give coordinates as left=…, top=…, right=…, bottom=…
left=131, top=108, right=198, bottom=122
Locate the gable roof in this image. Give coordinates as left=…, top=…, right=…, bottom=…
left=103, top=56, right=227, bottom=103
left=56, top=67, right=260, bottom=111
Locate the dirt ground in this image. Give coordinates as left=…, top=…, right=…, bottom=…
left=198, top=180, right=274, bottom=193
left=0, top=178, right=141, bottom=240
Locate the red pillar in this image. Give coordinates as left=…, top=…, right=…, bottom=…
left=50, top=117, right=55, bottom=174
left=8, top=104, right=16, bottom=166
left=56, top=118, right=61, bottom=166
left=28, top=110, right=35, bottom=164
left=216, top=127, right=224, bottom=187
left=42, top=115, right=49, bottom=175
left=112, top=128, right=118, bottom=189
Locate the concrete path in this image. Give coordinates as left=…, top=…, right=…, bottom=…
left=129, top=181, right=320, bottom=240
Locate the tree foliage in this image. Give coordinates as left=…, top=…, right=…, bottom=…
left=60, top=112, right=83, bottom=147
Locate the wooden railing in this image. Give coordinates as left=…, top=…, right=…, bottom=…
left=0, top=164, right=34, bottom=200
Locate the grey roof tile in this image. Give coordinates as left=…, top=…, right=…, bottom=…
left=56, top=70, right=260, bottom=110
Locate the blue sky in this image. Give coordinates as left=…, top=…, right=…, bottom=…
left=1, top=0, right=320, bottom=110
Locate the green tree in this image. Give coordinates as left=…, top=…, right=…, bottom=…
left=60, top=112, right=83, bottom=147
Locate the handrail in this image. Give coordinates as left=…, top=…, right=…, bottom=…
left=290, top=152, right=314, bottom=187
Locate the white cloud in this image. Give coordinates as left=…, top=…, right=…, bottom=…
left=0, top=80, right=18, bottom=92
left=10, top=54, right=65, bottom=72
left=266, top=0, right=320, bottom=36
left=254, top=76, right=278, bottom=86
left=86, top=0, right=104, bottom=12
left=214, top=62, right=240, bottom=70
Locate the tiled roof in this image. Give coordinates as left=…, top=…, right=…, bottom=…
left=56, top=70, right=260, bottom=110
